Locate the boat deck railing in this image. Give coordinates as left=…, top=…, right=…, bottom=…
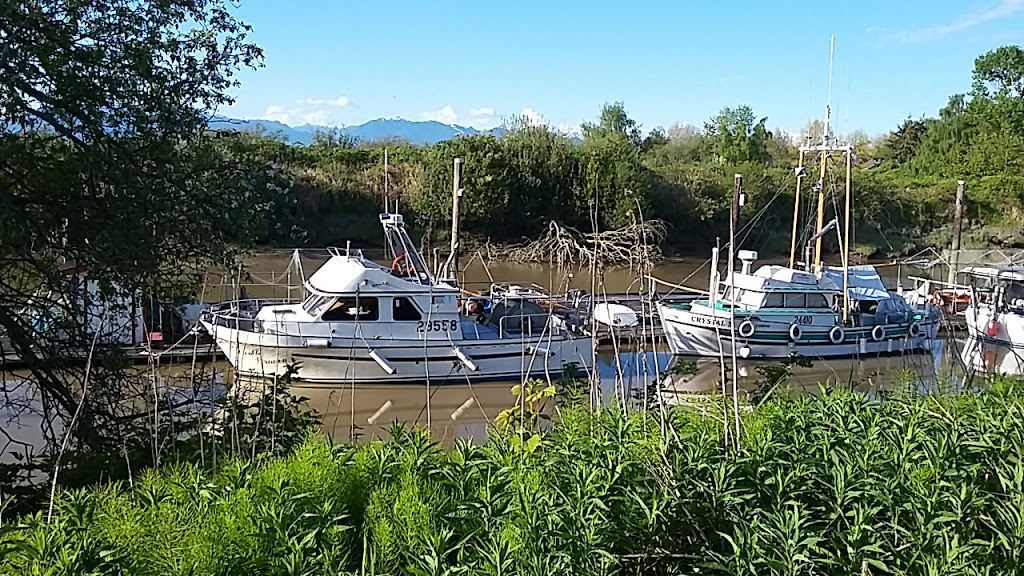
left=203, top=299, right=293, bottom=332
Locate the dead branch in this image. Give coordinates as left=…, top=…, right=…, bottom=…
left=486, top=220, right=667, bottom=269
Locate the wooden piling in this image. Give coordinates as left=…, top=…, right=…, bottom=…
left=450, top=158, right=463, bottom=279
left=949, top=180, right=966, bottom=284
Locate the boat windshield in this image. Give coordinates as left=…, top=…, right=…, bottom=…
left=301, top=294, right=330, bottom=315
left=719, top=287, right=764, bottom=308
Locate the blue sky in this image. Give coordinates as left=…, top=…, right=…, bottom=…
left=221, top=0, right=1024, bottom=136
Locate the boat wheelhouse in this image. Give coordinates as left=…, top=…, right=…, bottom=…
left=200, top=214, right=592, bottom=385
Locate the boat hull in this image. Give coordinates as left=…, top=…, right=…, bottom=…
left=200, top=320, right=593, bottom=385
left=964, top=306, right=1024, bottom=349
left=658, top=304, right=939, bottom=359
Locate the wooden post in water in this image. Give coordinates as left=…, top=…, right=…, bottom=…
left=948, top=180, right=966, bottom=285
left=842, top=148, right=852, bottom=325
left=731, top=174, right=742, bottom=244
left=449, top=158, right=464, bottom=280
left=729, top=174, right=742, bottom=446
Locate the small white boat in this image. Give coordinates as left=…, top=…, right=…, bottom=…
left=200, top=213, right=593, bottom=385
left=657, top=251, right=938, bottom=359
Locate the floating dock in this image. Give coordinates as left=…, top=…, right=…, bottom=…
left=0, top=336, right=220, bottom=370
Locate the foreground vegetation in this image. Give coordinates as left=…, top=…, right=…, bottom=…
left=4, top=380, right=1024, bottom=575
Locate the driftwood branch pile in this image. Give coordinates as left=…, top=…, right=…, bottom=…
left=484, top=220, right=667, bottom=269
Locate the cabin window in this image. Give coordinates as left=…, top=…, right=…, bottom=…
left=321, top=296, right=380, bottom=321
left=302, top=295, right=330, bottom=315
left=806, top=293, right=830, bottom=308
left=763, top=292, right=785, bottom=308
left=393, top=297, right=422, bottom=321
left=783, top=293, right=806, bottom=308
left=720, top=287, right=762, bottom=307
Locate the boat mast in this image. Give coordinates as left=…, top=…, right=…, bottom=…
left=801, top=34, right=855, bottom=324
left=788, top=150, right=805, bottom=268
left=813, top=35, right=835, bottom=269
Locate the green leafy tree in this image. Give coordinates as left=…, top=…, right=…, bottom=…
left=581, top=102, right=643, bottom=148
left=881, top=118, right=928, bottom=165
left=0, top=0, right=266, bottom=449
left=702, top=105, right=772, bottom=164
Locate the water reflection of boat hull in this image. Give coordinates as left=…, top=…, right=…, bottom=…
left=234, top=379, right=520, bottom=443
left=659, top=353, right=941, bottom=399
left=959, top=338, right=1024, bottom=376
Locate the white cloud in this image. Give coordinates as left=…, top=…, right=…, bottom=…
left=555, top=122, right=581, bottom=136
left=262, top=105, right=337, bottom=126
left=466, top=106, right=501, bottom=129
left=422, top=105, right=459, bottom=124
left=900, top=0, right=1024, bottom=42
left=519, top=107, right=547, bottom=126
left=298, top=96, right=351, bottom=107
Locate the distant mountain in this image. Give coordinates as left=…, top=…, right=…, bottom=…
left=207, top=116, right=500, bottom=146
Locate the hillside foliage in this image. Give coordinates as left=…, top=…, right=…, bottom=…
left=232, top=46, right=1024, bottom=257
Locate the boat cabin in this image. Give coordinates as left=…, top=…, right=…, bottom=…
left=716, top=265, right=838, bottom=311
left=963, top=266, right=1024, bottom=309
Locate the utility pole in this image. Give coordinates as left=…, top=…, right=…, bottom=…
left=449, top=158, right=463, bottom=279
left=948, top=180, right=966, bottom=284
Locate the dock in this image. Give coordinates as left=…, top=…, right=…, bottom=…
left=0, top=336, right=220, bottom=371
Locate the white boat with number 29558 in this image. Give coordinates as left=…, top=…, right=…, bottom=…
left=200, top=214, right=593, bottom=385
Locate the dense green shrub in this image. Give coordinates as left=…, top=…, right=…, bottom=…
left=5, top=380, right=1024, bottom=575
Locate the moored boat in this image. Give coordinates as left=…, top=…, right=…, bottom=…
left=961, top=266, right=1024, bottom=349
left=655, top=48, right=938, bottom=359
left=200, top=213, right=593, bottom=385
left=657, top=251, right=938, bottom=359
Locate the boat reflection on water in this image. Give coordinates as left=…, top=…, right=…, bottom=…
left=232, top=375, right=521, bottom=444
left=658, top=343, right=950, bottom=404
left=959, top=337, right=1024, bottom=377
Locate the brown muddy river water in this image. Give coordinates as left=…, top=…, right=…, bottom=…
left=0, top=251, right=1008, bottom=456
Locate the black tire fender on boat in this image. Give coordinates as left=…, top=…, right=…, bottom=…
left=738, top=320, right=756, bottom=338
left=788, top=323, right=802, bottom=342
left=871, top=325, right=885, bottom=342
left=829, top=325, right=845, bottom=344
left=909, top=321, right=922, bottom=338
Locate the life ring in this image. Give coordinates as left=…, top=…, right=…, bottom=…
left=929, top=290, right=943, bottom=306
left=871, top=325, right=885, bottom=342
left=909, top=322, right=922, bottom=338
left=390, top=253, right=414, bottom=277
left=829, top=325, right=845, bottom=344
left=789, top=323, right=802, bottom=342
left=738, top=320, right=755, bottom=338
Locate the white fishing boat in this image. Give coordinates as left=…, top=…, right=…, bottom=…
left=655, top=42, right=938, bottom=359
left=962, top=266, right=1024, bottom=348
left=657, top=251, right=938, bottom=359
left=200, top=213, right=593, bottom=385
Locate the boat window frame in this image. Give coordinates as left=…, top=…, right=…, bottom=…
left=301, top=294, right=331, bottom=316
left=320, top=295, right=381, bottom=322
left=392, top=296, right=423, bottom=321
left=744, top=289, right=833, bottom=310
